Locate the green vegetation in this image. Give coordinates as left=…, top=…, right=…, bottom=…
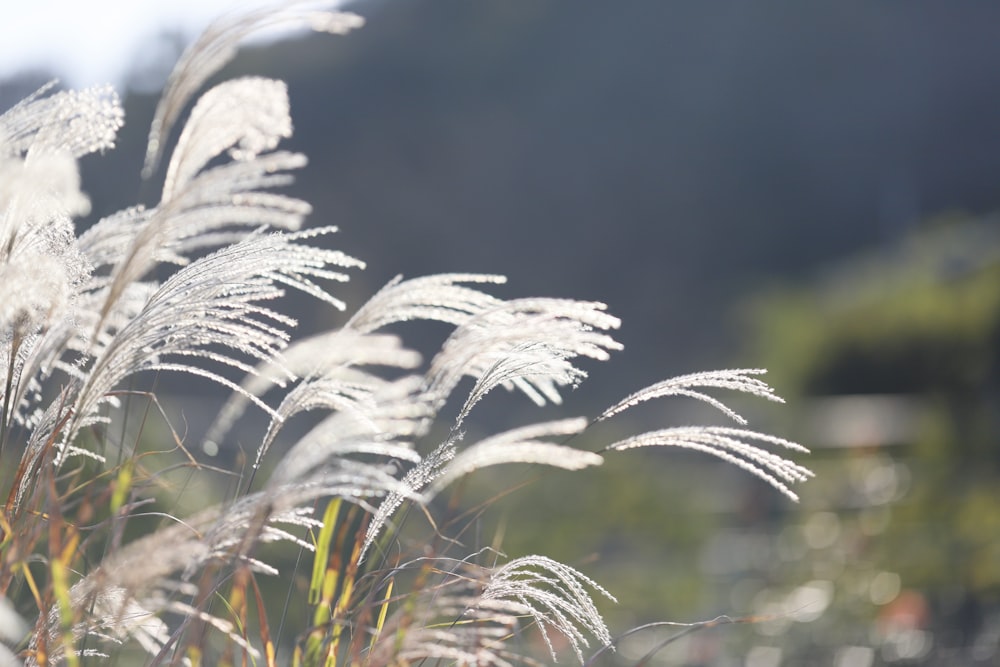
left=741, top=216, right=1000, bottom=664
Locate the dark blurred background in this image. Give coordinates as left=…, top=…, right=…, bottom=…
left=4, top=1, right=1000, bottom=664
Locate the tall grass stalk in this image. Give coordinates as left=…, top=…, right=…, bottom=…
left=0, top=5, right=811, bottom=665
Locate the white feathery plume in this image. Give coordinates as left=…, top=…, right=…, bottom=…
left=426, top=298, right=622, bottom=424
left=599, top=368, right=785, bottom=424
left=13, top=386, right=81, bottom=508
left=269, top=330, right=422, bottom=391
left=481, top=555, right=616, bottom=663
left=75, top=206, right=153, bottom=277
left=599, top=370, right=812, bottom=500
left=256, top=364, right=415, bottom=463
left=100, top=80, right=312, bottom=326
left=68, top=228, right=362, bottom=450
left=268, top=375, right=432, bottom=487
left=268, top=440, right=425, bottom=494
left=392, top=626, right=524, bottom=667
left=346, top=273, right=508, bottom=333
left=186, top=478, right=405, bottom=575
left=161, top=77, right=292, bottom=202
left=76, top=472, right=401, bottom=599
left=374, top=589, right=528, bottom=667
left=0, top=150, right=90, bottom=227
left=39, top=281, right=156, bottom=404
left=360, top=437, right=458, bottom=562
left=0, top=85, right=114, bottom=454
left=79, top=155, right=309, bottom=289
left=205, top=328, right=422, bottom=465
left=162, top=151, right=312, bottom=254
left=352, top=294, right=620, bottom=553
left=28, top=587, right=177, bottom=667
left=0, top=152, right=91, bottom=420
left=0, top=206, right=88, bottom=343
left=607, top=426, right=813, bottom=502
left=367, top=562, right=551, bottom=667
left=144, top=2, right=364, bottom=177
left=40, top=594, right=258, bottom=667
left=70, top=510, right=221, bottom=600
left=36, top=517, right=253, bottom=666
left=264, top=464, right=426, bottom=515
left=0, top=85, right=116, bottom=328
left=0, top=151, right=91, bottom=338
left=428, top=419, right=603, bottom=498
left=0, top=83, right=123, bottom=158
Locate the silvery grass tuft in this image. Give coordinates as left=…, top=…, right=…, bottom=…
left=0, top=4, right=812, bottom=666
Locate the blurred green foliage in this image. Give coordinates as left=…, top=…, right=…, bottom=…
left=740, top=216, right=1000, bottom=664
left=748, top=218, right=1000, bottom=400
left=489, top=216, right=1000, bottom=664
